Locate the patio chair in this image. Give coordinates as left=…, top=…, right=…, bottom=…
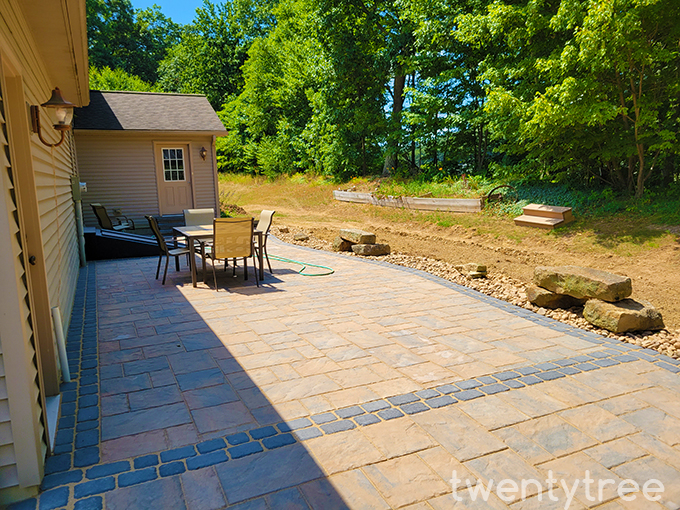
left=254, top=210, right=276, bottom=273
left=184, top=208, right=218, bottom=275
left=91, top=203, right=134, bottom=231
left=201, top=218, right=259, bottom=290
left=145, top=215, right=190, bottom=285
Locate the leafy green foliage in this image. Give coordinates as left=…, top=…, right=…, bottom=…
left=88, top=66, right=157, bottom=92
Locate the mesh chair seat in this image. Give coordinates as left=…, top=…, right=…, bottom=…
left=146, top=215, right=190, bottom=284
left=200, top=218, right=259, bottom=290
left=91, top=203, right=134, bottom=231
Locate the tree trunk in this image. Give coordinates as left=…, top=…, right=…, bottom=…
left=382, top=71, right=406, bottom=177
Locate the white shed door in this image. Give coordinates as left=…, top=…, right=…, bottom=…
left=156, top=145, right=193, bottom=214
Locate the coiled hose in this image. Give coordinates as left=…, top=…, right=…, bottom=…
left=268, top=255, right=334, bottom=276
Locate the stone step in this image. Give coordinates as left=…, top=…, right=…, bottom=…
left=513, top=215, right=565, bottom=230
left=523, top=203, right=573, bottom=220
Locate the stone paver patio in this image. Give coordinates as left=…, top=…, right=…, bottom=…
left=11, top=238, right=680, bottom=509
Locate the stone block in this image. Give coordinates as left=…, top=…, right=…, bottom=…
left=293, top=233, right=309, bottom=241
left=583, top=298, right=665, bottom=333
left=332, top=236, right=353, bottom=252
left=525, top=285, right=587, bottom=309
left=534, top=265, right=632, bottom=301
left=351, top=243, right=391, bottom=256
left=455, top=262, right=487, bottom=278
left=339, top=228, right=376, bottom=244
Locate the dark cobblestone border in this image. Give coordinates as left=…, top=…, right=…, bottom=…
left=10, top=244, right=680, bottom=510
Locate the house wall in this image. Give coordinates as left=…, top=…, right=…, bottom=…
left=0, top=0, right=86, bottom=503
left=75, top=132, right=220, bottom=227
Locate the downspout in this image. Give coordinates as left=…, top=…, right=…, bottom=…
left=69, top=132, right=86, bottom=266
left=212, top=135, right=220, bottom=215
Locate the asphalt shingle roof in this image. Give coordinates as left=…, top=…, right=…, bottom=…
left=74, top=90, right=227, bottom=133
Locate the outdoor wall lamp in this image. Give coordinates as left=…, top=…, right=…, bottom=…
left=30, top=87, right=75, bottom=148
left=199, top=146, right=208, bottom=160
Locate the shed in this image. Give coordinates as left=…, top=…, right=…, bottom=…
left=73, top=90, right=228, bottom=228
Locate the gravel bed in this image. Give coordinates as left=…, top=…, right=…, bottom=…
left=272, top=225, right=680, bottom=360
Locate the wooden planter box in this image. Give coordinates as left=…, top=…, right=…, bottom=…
left=333, top=190, right=482, bottom=213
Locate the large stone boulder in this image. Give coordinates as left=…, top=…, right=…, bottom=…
left=351, top=243, right=391, bottom=256
left=534, top=266, right=632, bottom=302
left=525, top=285, right=587, bottom=309
left=332, top=236, right=353, bottom=252
left=583, top=298, right=664, bottom=333
left=340, top=229, right=376, bottom=245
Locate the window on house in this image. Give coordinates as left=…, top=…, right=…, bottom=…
left=162, top=148, right=186, bottom=181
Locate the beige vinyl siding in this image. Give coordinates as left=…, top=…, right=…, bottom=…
left=190, top=141, right=219, bottom=214
left=32, top=135, right=79, bottom=335
left=76, top=132, right=219, bottom=226
left=0, top=0, right=86, bottom=501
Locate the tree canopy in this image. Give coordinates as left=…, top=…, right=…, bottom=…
left=85, top=0, right=680, bottom=195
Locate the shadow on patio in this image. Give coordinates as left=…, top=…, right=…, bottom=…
left=25, top=252, right=353, bottom=509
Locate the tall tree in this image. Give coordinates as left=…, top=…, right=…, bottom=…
left=457, top=0, right=680, bottom=196
left=86, top=0, right=180, bottom=83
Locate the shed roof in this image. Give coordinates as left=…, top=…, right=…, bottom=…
left=74, top=90, right=227, bottom=133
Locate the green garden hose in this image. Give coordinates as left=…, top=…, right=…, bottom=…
left=268, top=255, right=334, bottom=276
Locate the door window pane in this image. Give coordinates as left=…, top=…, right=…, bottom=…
left=162, top=148, right=186, bottom=181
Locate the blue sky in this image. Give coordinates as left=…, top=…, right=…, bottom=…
left=130, top=0, right=215, bottom=25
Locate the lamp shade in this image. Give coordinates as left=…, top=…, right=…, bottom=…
left=41, top=88, right=75, bottom=127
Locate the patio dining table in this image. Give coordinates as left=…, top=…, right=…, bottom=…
left=173, top=223, right=264, bottom=287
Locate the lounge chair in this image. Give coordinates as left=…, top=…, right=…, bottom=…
left=91, top=203, right=134, bottom=231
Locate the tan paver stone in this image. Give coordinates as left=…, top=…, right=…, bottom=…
left=301, top=331, right=352, bottom=350
left=361, top=418, right=437, bottom=458
left=418, top=348, right=476, bottom=367
left=458, top=395, right=530, bottom=430
left=465, top=449, right=545, bottom=502
left=370, top=362, right=405, bottom=380
left=363, top=454, right=451, bottom=508
left=327, top=366, right=384, bottom=388
left=342, top=330, right=394, bottom=349
left=261, top=374, right=341, bottom=403
left=272, top=400, right=309, bottom=420
left=399, top=503, right=433, bottom=510
left=514, top=415, right=597, bottom=457
left=245, top=340, right=273, bottom=354
left=239, top=348, right=305, bottom=369
left=633, top=387, right=680, bottom=420
left=494, top=426, right=554, bottom=465
left=398, top=362, right=457, bottom=386
left=326, top=345, right=369, bottom=362
left=452, top=361, right=499, bottom=379
left=560, top=405, right=637, bottom=442
left=498, top=386, right=569, bottom=418
left=295, top=344, right=325, bottom=359
left=538, top=452, right=623, bottom=508
left=413, top=407, right=507, bottom=462
left=368, top=344, right=427, bottom=368
left=245, top=318, right=289, bottom=334
left=369, top=377, right=422, bottom=399
left=216, top=331, right=260, bottom=346
left=326, top=469, right=391, bottom=509
left=246, top=368, right=279, bottom=386
left=304, top=429, right=386, bottom=475
left=301, top=395, right=333, bottom=414
left=428, top=489, right=507, bottom=509
left=337, top=356, right=377, bottom=369
left=613, top=456, right=680, bottom=506
left=292, top=357, right=342, bottom=376
left=471, top=349, right=528, bottom=368
left=574, top=366, right=653, bottom=398
left=599, top=394, right=649, bottom=416
left=509, top=489, right=587, bottom=509
left=538, top=379, right=605, bottom=408
left=327, top=321, right=367, bottom=334
left=628, top=433, right=680, bottom=471
left=621, top=407, right=680, bottom=446
left=225, top=343, right=253, bottom=357
left=325, top=386, right=382, bottom=408
left=270, top=364, right=301, bottom=381
left=583, top=438, right=647, bottom=469
left=418, top=446, right=475, bottom=484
